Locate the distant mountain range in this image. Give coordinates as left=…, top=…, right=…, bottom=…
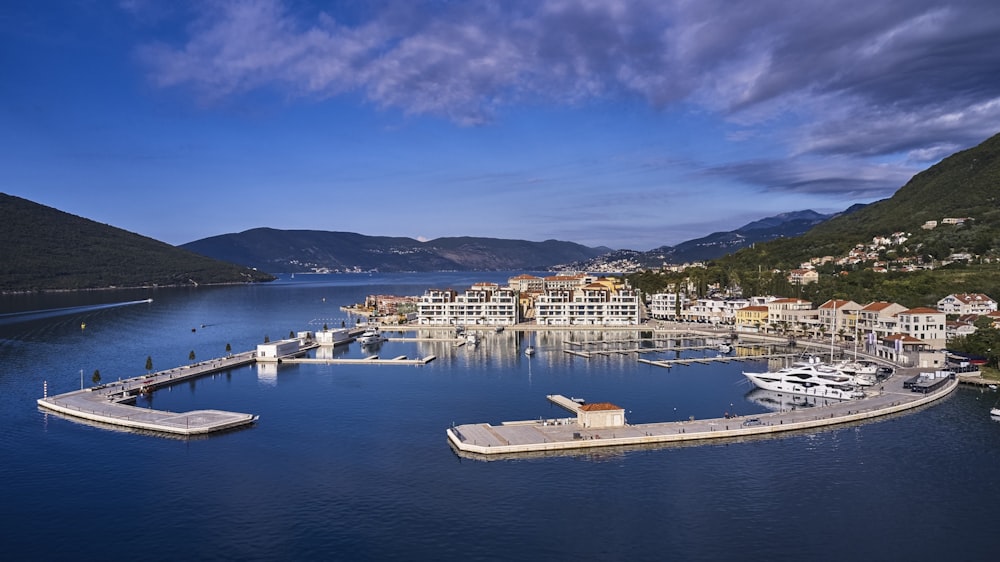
left=11, top=130, right=998, bottom=292
left=564, top=207, right=865, bottom=270
left=180, top=229, right=612, bottom=273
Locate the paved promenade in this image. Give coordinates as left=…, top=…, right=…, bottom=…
left=447, top=369, right=958, bottom=457
left=37, top=351, right=259, bottom=436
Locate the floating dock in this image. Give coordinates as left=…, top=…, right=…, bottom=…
left=447, top=372, right=958, bottom=457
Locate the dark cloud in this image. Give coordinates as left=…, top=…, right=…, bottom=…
left=705, top=159, right=910, bottom=198
left=135, top=0, right=1000, bottom=164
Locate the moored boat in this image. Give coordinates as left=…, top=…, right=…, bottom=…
left=743, top=356, right=862, bottom=400
left=356, top=327, right=386, bottom=346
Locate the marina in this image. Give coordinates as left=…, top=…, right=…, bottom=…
left=7, top=273, right=1000, bottom=561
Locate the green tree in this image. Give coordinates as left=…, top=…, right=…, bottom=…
left=91, top=369, right=101, bottom=385
left=289, top=330, right=295, bottom=339
left=225, top=343, right=232, bottom=356
left=189, top=350, right=196, bottom=363
left=145, top=355, right=153, bottom=373
left=264, top=335, right=270, bottom=343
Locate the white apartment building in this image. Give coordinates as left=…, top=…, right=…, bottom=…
left=417, top=287, right=519, bottom=326
left=937, top=293, right=997, bottom=315
left=508, top=274, right=545, bottom=293
left=895, top=307, right=947, bottom=349
left=534, top=284, right=640, bottom=326
left=648, top=292, right=690, bottom=320
left=858, top=301, right=907, bottom=351
left=682, top=298, right=749, bottom=325
left=765, top=298, right=815, bottom=332
left=543, top=274, right=596, bottom=291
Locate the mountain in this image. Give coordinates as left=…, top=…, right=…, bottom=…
left=181, top=228, right=611, bottom=272
left=0, top=193, right=275, bottom=292
left=725, top=131, right=1000, bottom=268
left=563, top=208, right=856, bottom=271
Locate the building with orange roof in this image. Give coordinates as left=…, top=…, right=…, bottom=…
left=896, top=307, right=946, bottom=349
left=578, top=402, right=626, bottom=429
left=937, top=293, right=997, bottom=315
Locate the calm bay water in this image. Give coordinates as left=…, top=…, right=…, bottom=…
left=3, top=272, right=999, bottom=561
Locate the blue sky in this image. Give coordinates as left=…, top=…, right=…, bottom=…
left=3, top=0, right=1000, bottom=251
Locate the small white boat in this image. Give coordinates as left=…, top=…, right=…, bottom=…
left=466, top=333, right=480, bottom=345
left=718, top=342, right=732, bottom=353
left=991, top=407, right=1000, bottom=417
left=524, top=346, right=535, bottom=356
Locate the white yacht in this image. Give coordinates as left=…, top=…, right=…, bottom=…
left=356, top=327, right=386, bottom=346
left=743, top=356, right=863, bottom=400
left=832, top=360, right=880, bottom=386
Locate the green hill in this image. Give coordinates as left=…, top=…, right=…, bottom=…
left=724, top=132, right=1000, bottom=270
left=629, top=132, right=1000, bottom=308
left=0, top=193, right=275, bottom=292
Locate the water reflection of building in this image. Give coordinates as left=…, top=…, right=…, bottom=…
left=256, top=362, right=278, bottom=385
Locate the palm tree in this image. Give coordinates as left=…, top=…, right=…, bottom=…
left=189, top=350, right=196, bottom=363
left=225, top=343, right=232, bottom=357
left=145, top=356, right=153, bottom=374
left=91, top=369, right=101, bottom=385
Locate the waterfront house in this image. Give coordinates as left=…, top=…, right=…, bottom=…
left=735, top=305, right=769, bottom=333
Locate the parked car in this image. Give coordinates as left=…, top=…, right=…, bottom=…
left=742, top=418, right=763, bottom=427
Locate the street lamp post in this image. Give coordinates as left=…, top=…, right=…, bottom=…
left=79, top=369, right=83, bottom=390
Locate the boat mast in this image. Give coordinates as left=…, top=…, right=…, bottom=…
left=830, top=301, right=836, bottom=362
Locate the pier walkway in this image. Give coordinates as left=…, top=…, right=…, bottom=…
left=37, top=351, right=259, bottom=436
left=282, top=355, right=436, bottom=365
left=447, top=370, right=958, bottom=457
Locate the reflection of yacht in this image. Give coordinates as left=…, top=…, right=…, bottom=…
left=744, top=388, right=840, bottom=411
left=743, top=356, right=862, bottom=400
left=466, top=333, right=480, bottom=345
left=356, top=328, right=386, bottom=346
left=524, top=345, right=535, bottom=356
left=718, top=342, right=732, bottom=353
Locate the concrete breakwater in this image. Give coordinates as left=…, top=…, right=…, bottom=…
left=447, top=372, right=958, bottom=457
left=37, top=351, right=261, bottom=435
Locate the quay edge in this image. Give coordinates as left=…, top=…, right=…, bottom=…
left=447, top=377, right=958, bottom=457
